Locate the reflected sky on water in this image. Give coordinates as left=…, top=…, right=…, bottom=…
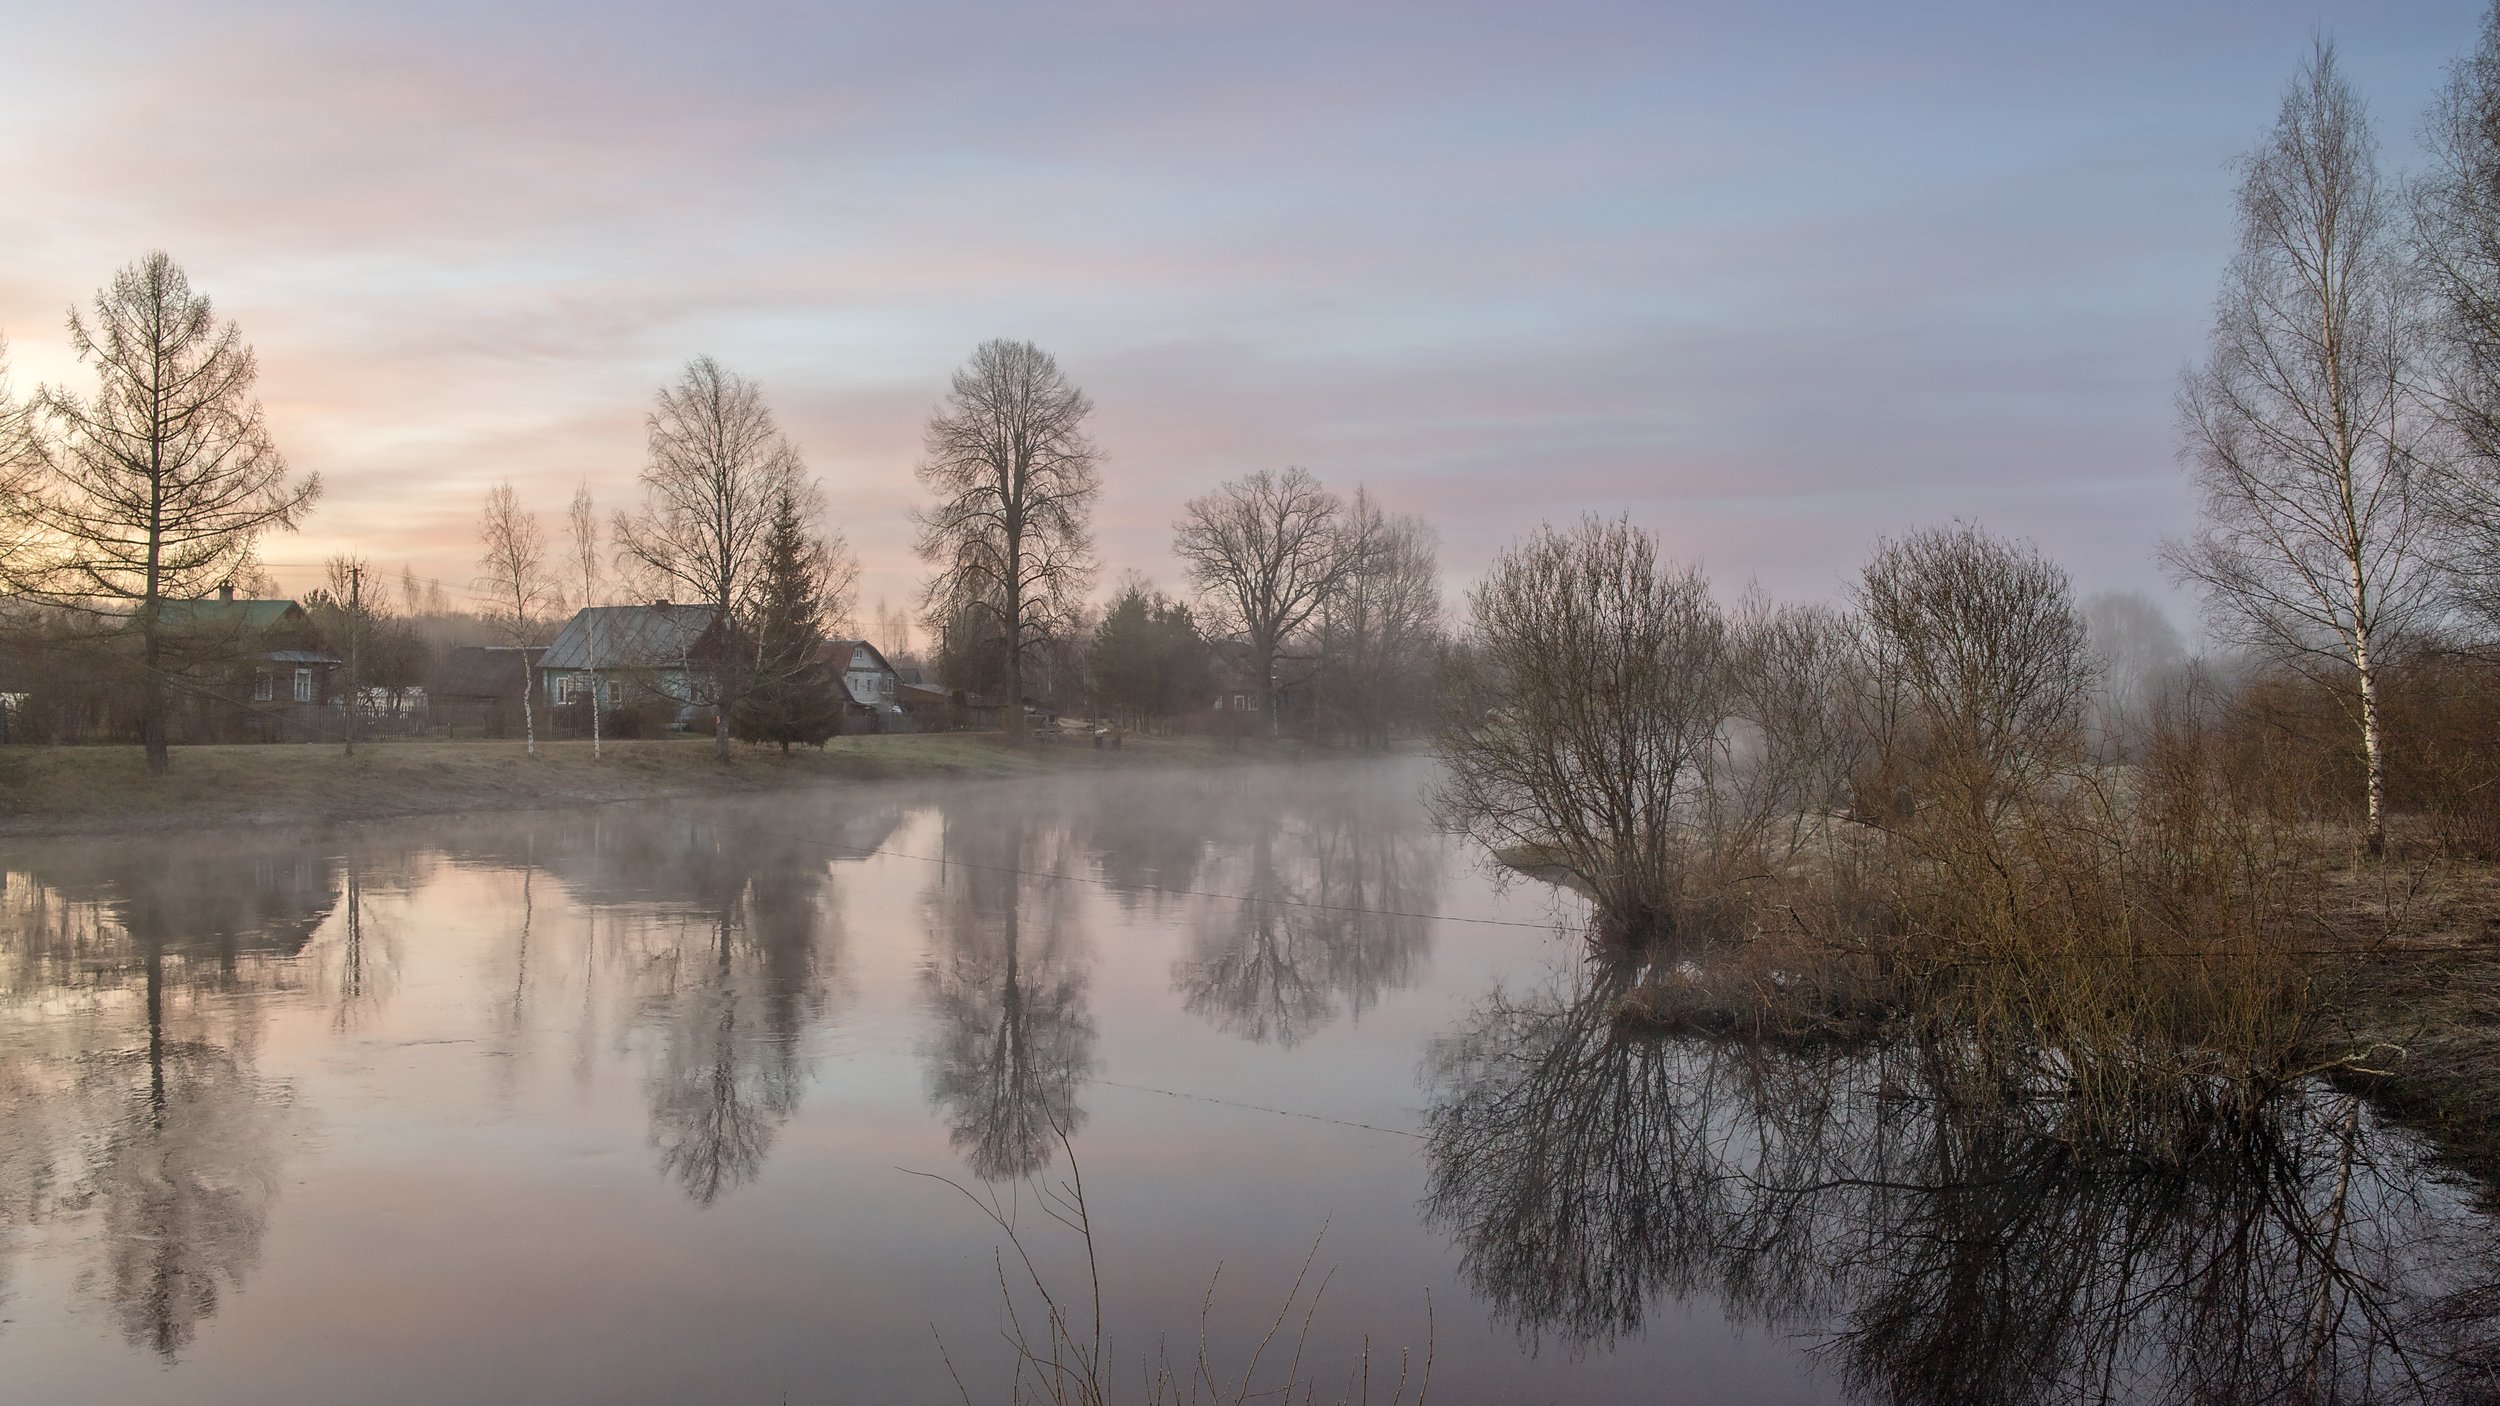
left=1, top=756, right=2492, bottom=1404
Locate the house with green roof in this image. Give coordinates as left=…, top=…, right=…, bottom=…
left=158, top=585, right=345, bottom=742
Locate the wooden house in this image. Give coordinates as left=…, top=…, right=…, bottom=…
left=819, top=638, right=907, bottom=732
left=156, top=589, right=345, bottom=742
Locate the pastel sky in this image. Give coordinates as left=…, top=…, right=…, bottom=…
left=0, top=1, right=2486, bottom=628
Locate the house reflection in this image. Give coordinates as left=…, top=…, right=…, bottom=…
left=1422, top=965, right=2500, bottom=1405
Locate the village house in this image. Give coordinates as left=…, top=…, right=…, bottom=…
left=537, top=602, right=721, bottom=729
left=156, top=586, right=345, bottom=742
left=1190, top=640, right=1318, bottom=738
left=820, top=638, right=907, bottom=732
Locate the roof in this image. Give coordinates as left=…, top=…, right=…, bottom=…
left=263, top=649, right=342, bottom=665
left=807, top=639, right=902, bottom=708
left=156, top=598, right=304, bottom=633
left=540, top=604, right=717, bottom=671
left=817, top=638, right=895, bottom=669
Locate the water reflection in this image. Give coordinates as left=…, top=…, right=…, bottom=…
left=441, top=802, right=894, bottom=1205
left=921, top=802, right=1095, bottom=1181
left=1167, top=771, right=1442, bottom=1046
left=0, top=843, right=325, bottom=1358
left=1423, top=965, right=2500, bottom=1404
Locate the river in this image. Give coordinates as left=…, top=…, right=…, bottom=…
left=0, top=756, right=2491, bottom=1403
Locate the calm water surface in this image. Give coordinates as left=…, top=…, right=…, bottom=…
left=1, top=757, right=2492, bottom=1404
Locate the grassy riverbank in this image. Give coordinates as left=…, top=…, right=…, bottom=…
left=0, top=731, right=1255, bottom=837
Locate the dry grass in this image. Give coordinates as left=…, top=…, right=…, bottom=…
left=0, top=731, right=1257, bottom=837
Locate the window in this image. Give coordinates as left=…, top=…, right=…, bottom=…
left=294, top=668, right=315, bottom=703
left=1233, top=694, right=1248, bottom=711
left=253, top=670, right=273, bottom=702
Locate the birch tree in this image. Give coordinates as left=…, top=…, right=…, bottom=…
left=28, top=253, right=320, bottom=774
left=476, top=482, right=561, bottom=756
left=913, top=339, right=1101, bottom=743
left=1174, top=467, right=1356, bottom=738
left=569, top=482, right=605, bottom=758
left=2169, top=43, right=2428, bottom=858
left=615, top=357, right=801, bottom=763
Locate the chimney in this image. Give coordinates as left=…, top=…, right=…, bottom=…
left=652, top=599, right=671, bottom=609
left=218, top=582, right=235, bottom=603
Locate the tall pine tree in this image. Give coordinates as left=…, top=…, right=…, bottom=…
left=732, top=486, right=844, bottom=750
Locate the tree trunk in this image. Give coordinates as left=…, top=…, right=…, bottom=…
left=1004, top=507, right=1029, bottom=745
left=1006, top=642, right=1027, bottom=743
left=2357, top=634, right=2387, bottom=859
left=141, top=620, right=169, bottom=775
left=1256, top=637, right=1278, bottom=742
left=523, top=669, right=537, bottom=757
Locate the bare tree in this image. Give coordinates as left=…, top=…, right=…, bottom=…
left=2080, top=590, right=2190, bottom=750
left=1174, top=467, right=1357, bottom=739
left=2169, top=43, right=2428, bottom=857
left=615, top=357, right=801, bottom=763
left=1432, top=516, right=1731, bottom=943
left=27, top=253, right=320, bottom=774
left=476, top=482, right=561, bottom=756
left=913, top=339, right=1100, bottom=743
left=1722, top=594, right=1868, bottom=864
left=1859, top=524, right=2097, bottom=832
left=1315, top=488, right=1444, bottom=747
left=872, top=595, right=915, bottom=661
left=569, top=482, right=604, bottom=759
left=2413, top=3, right=2500, bottom=633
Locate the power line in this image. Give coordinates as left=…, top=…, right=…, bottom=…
left=1091, top=1077, right=1425, bottom=1140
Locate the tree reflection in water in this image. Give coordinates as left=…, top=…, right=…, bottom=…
left=438, top=799, right=899, bottom=1206
left=605, top=817, right=844, bottom=1206
left=1168, top=770, right=1442, bottom=1047
left=922, top=803, right=1095, bottom=1182
left=1424, top=964, right=2500, bottom=1405
left=0, top=843, right=329, bottom=1359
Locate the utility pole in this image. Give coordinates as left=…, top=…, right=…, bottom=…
left=345, top=561, right=362, bottom=757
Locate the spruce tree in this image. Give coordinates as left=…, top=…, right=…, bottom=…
left=732, top=487, right=843, bottom=750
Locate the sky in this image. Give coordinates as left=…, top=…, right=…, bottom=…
left=0, top=0, right=2489, bottom=632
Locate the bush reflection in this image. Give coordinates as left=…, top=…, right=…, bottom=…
left=1424, top=963, right=2500, bottom=1405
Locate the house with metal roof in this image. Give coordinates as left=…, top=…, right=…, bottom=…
left=538, top=603, right=723, bottom=726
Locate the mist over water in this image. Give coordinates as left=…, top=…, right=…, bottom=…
left=1, top=757, right=2490, bottom=1403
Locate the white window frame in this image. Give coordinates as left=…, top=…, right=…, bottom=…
left=294, top=668, right=315, bottom=703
